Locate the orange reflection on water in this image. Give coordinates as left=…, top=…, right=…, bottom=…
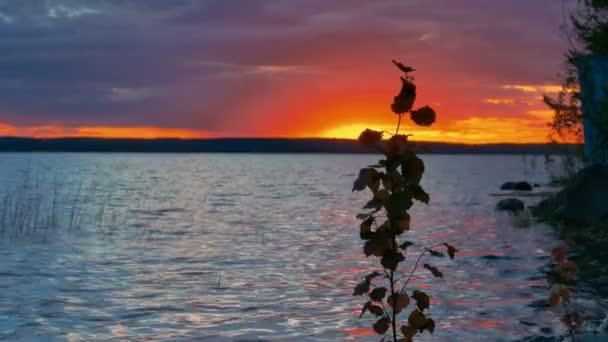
left=344, top=327, right=375, bottom=336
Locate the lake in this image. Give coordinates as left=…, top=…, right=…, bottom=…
left=0, top=153, right=605, bottom=341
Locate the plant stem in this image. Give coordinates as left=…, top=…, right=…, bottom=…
left=399, top=243, right=446, bottom=294
left=390, top=269, right=397, bottom=342
left=395, top=114, right=403, bottom=135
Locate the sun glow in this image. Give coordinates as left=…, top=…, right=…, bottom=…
left=320, top=115, right=552, bottom=144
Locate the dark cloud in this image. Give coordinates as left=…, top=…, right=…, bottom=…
left=0, top=0, right=575, bottom=133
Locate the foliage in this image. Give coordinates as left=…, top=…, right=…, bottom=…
left=547, top=242, right=582, bottom=340
left=351, top=61, right=457, bottom=341
left=544, top=0, right=608, bottom=154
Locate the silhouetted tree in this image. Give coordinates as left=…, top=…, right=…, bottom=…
left=545, top=0, right=608, bottom=144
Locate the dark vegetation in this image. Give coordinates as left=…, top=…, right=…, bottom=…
left=0, top=137, right=578, bottom=154
left=544, top=0, right=608, bottom=145
left=350, top=62, right=457, bottom=341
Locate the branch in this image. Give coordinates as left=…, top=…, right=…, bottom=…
left=399, top=242, right=447, bottom=294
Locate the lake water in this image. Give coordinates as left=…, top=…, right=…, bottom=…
left=0, top=153, right=605, bottom=341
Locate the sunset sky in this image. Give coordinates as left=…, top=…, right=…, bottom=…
left=0, top=0, right=577, bottom=143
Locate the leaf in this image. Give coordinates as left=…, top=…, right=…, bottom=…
left=401, top=325, right=417, bottom=339
left=353, top=168, right=378, bottom=192
left=408, top=309, right=428, bottom=331
left=444, top=243, right=458, bottom=260
left=360, top=301, right=385, bottom=318
left=358, top=129, right=383, bottom=148
left=375, top=189, right=391, bottom=204
left=364, top=271, right=382, bottom=282
left=391, top=78, right=416, bottom=114
left=369, top=287, right=388, bottom=302
left=387, top=191, right=413, bottom=219
left=427, top=249, right=445, bottom=258
left=411, top=185, right=430, bottom=204
left=356, top=212, right=372, bottom=220
left=373, top=317, right=391, bottom=335
left=382, top=177, right=393, bottom=192
left=423, top=264, right=444, bottom=278
left=381, top=250, right=405, bottom=271
left=353, top=281, right=370, bottom=296
left=364, top=236, right=392, bottom=257
left=359, top=301, right=371, bottom=318
left=399, top=240, right=414, bottom=250
left=360, top=217, right=374, bottom=240
left=425, top=318, right=436, bottom=334
left=410, top=106, right=436, bottom=127
left=368, top=304, right=385, bottom=317
left=393, top=213, right=411, bottom=235
left=412, top=290, right=430, bottom=311
left=387, top=293, right=410, bottom=313
left=364, top=198, right=383, bottom=211
left=402, top=156, right=425, bottom=185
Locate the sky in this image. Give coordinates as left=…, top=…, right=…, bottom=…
left=0, top=0, right=577, bottom=143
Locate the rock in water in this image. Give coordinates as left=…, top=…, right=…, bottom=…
left=533, top=165, right=608, bottom=225
left=496, top=198, right=525, bottom=212
left=500, top=181, right=533, bottom=191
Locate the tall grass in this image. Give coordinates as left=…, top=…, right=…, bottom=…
left=0, top=167, right=120, bottom=239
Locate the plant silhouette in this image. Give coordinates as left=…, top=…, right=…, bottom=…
left=352, top=61, right=456, bottom=341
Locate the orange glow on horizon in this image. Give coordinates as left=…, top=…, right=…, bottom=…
left=0, top=123, right=208, bottom=139
left=318, top=116, right=553, bottom=144
left=0, top=80, right=564, bottom=144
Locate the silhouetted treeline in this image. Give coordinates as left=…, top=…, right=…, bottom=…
left=0, top=137, right=579, bottom=154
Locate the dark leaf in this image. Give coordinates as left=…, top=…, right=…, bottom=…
left=391, top=78, right=417, bottom=114
left=410, top=106, right=436, bottom=126
left=353, top=281, right=370, bottom=296
left=358, top=129, right=383, bottom=148
left=364, top=236, right=392, bottom=257
left=387, top=293, right=410, bottom=313
left=393, top=213, right=411, bottom=235
left=427, top=249, right=445, bottom=258
left=423, top=264, right=444, bottom=278
left=373, top=317, right=391, bottom=335
left=356, top=212, right=372, bottom=220
left=444, top=243, right=458, bottom=260
left=412, top=290, right=430, bottom=311
left=368, top=304, right=385, bottom=317
left=353, top=168, right=378, bottom=192
left=381, top=250, right=405, bottom=271
left=401, top=156, right=425, bottom=185
left=392, top=60, right=416, bottom=74
left=410, top=185, right=430, bottom=204
left=364, top=271, right=382, bottom=282
left=387, top=135, right=411, bottom=157
left=399, top=240, right=414, bottom=250
left=364, top=198, right=384, bottom=211
left=401, top=325, right=417, bottom=340
left=387, top=191, right=413, bottom=219
left=359, top=301, right=372, bottom=318
left=369, top=287, right=388, bottom=301
left=375, top=189, right=391, bottom=204
left=360, top=217, right=374, bottom=240
left=425, top=318, right=436, bottom=334
left=408, top=309, right=427, bottom=331
left=360, top=301, right=385, bottom=318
